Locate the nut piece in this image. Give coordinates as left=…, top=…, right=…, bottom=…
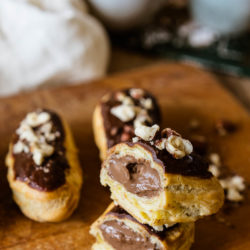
left=13, top=141, right=29, bottom=154
left=32, top=144, right=54, bottom=165
left=140, top=98, right=153, bottom=109
left=209, top=153, right=221, bottom=167
left=129, top=88, right=144, bottom=99
left=132, top=137, right=139, bottom=143
left=165, top=135, right=193, bottom=159
left=135, top=124, right=159, bottom=141
left=208, top=164, right=220, bottom=177
left=220, top=175, right=245, bottom=202
left=156, top=128, right=193, bottom=159
left=110, top=105, right=135, bottom=122
left=115, top=92, right=126, bottom=102
left=26, top=112, right=50, bottom=127
left=13, top=110, right=58, bottom=165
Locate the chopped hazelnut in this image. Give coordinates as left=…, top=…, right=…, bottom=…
left=110, top=104, right=135, bottom=122
left=140, top=98, right=153, bottom=109
left=165, top=135, right=193, bottom=159
left=26, top=112, right=50, bottom=127
left=13, top=110, right=58, bottom=165
left=219, top=175, right=245, bottom=202
left=132, top=137, right=139, bottom=143
left=161, top=128, right=180, bottom=138
left=208, top=164, right=220, bottom=177
left=209, top=153, right=221, bottom=167
left=115, top=92, right=126, bottom=102
left=129, top=88, right=144, bottom=99
left=135, top=124, right=159, bottom=141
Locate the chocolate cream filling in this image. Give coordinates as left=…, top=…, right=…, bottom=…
left=100, top=220, right=161, bottom=250
left=107, top=155, right=161, bottom=197
left=13, top=110, right=69, bottom=191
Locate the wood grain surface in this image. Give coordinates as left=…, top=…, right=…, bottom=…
left=0, top=63, right=249, bottom=249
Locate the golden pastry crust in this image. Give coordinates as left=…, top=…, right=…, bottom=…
left=93, top=104, right=108, bottom=161
left=5, top=113, right=83, bottom=222
left=100, top=142, right=224, bottom=227
left=90, top=203, right=195, bottom=250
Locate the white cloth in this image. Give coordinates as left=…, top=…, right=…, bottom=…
left=0, top=0, right=110, bottom=96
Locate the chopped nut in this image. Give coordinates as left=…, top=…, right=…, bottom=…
left=140, top=98, right=153, bottom=109
left=32, top=144, right=54, bottom=165
left=152, top=225, right=164, bottom=231
left=129, top=88, right=144, bottom=99
left=135, top=124, right=159, bottom=141
left=134, top=109, right=152, bottom=127
left=155, top=138, right=167, bottom=150
left=43, top=168, right=50, bottom=173
left=115, top=92, right=126, bottom=102
left=161, top=128, right=180, bottom=138
left=13, top=110, right=58, bottom=165
left=165, top=135, right=193, bottom=159
left=208, top=164, right=220, bottom=177
left=220, top=175, right=245, bottom=202
left=155, top=128, right=193, bottom=159
left=13, top=141, right=29, bottom=154
left=209, top=153, right=221, bottom=167
left=110, top=104, right=135, bottom=122
left=26, top=112, right=50, bottom=127
left=227, top=188, right=243, bottom=202
left=122, top=96, right=134, bottom=106
left=17, top=123, right=38, bottom=143
left=132, top=137, right=139, bottom=143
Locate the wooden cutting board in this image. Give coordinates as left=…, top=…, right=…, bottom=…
left=0, top=63, right=249, bottom=250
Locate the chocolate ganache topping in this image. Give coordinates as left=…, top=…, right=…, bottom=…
left=101, top=88, right=161, bottom=149
left=132, top=127, right=212, bottom=179
left=107, top=155, right=162, bottom=197
left=12, top=109, right=69, bottom=191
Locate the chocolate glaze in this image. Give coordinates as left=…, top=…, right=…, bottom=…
left=127, top=141, right=212, bottom=179
left=107, top=155, right=161, bottom=197
left=13, top=109, right=69, bottom=191
left=101, top=89, right=161, bottom=149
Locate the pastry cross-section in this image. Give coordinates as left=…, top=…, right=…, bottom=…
left=100, top=127, right=224, bottom=226
left=90, top=203, right=195, bottom=250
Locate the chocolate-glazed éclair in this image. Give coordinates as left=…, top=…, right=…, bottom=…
left=12, top=109, right=69, bottom=191
left=100, top=89, right=161, bottom=148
